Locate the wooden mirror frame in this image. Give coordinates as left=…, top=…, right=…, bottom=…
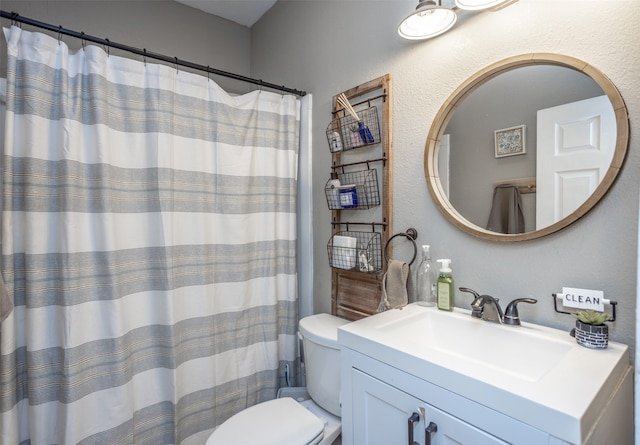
left=424, top=53, right=629, bottom=242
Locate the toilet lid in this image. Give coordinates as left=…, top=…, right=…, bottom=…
left=206, top=397, right=324, bottom=445
left=299, top=313, right=350, bottom=347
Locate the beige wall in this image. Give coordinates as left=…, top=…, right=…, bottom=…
left=251, top=0, right=640, bottom=354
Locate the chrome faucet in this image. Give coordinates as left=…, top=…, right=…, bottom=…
left=477, top=295, right=504, bottom=323
left=459, top=287, right=537, bottom=326
left=459, top=287, right=495, bottom=319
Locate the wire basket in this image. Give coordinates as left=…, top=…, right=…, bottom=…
left=326, top=106, right=381, bottom=153
left=325, top=168, right=380, bottom=210
left=327, top=231, right=382, bottom=273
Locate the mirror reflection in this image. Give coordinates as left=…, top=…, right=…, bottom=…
left=425, top=54, right=629, bottom=241
left=442, top=65, right=610, bottom=233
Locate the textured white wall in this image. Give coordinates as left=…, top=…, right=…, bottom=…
left=251, top=0, right=640, bottom=354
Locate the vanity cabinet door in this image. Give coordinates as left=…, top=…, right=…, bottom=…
left=352, top=368, right=508, bottom=445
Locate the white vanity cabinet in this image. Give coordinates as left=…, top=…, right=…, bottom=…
left=351, top=366, right=509, bottom=445
left=342, top=348, right=552, bottom=445
left=338, top=305, right=633, bottom=445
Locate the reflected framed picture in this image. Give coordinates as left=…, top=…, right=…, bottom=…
left=494, top=125, right=526, bottom=158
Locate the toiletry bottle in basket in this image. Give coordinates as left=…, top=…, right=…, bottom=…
left=330, top=131, right=343, bottom=152
left=327, top=173, right=341, bottom=209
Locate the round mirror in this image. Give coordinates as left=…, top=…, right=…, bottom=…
left=424, top=53, right=629, bottom=241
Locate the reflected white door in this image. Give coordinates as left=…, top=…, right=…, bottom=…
left=536, top=95, right=616, bottom=228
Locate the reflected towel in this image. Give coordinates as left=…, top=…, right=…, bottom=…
left=0, top=273, right=12, bottom=323
left=486, top=185, right=525, bottom=234
left=377, top=260, right=409, bottom=312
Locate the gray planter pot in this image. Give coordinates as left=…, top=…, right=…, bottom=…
left=571, top=320, right=608, bottom=349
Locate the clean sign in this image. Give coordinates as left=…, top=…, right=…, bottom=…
left=561, top=287, right=606, bottom=311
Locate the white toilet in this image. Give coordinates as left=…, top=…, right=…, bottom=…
left=206, top=313, right=349, bottom=445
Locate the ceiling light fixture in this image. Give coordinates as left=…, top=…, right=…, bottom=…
left=397, top=0, right=457, bottom=41
left=399, top=0, right=516, bottom=40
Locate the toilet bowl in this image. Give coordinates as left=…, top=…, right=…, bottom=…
left=206, top=313, right=349, bottom=445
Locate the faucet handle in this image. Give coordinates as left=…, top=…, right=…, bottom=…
left=459, top=287, right=482, bottom=318
left=459, top=287, right=480, bottom=299
left=504, top=298, right=537, bottom=326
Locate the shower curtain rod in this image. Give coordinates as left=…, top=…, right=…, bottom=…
left=0, top=10, right=307, bottom=97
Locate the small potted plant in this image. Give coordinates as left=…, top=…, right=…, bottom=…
left=570, top=310, right=611, bottom=349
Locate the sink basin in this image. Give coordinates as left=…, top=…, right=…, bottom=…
left=338, top=303, right=630, bottom=444
left=379, top=306, right=571, bottom=381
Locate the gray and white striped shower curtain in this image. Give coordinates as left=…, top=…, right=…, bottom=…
left=0, top=26, right=300, bottom=444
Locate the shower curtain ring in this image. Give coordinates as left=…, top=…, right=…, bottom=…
left=104, top=38, right=110, bottom=57
left=143, top=48, right=147, bottom=66
left=11, top=12, right=21, bottom=28
left=207, top=66, right=210, bottom=81
left=57, top=25, right=63, bottom=44
left=80, top=32, right=86, bottom=51
left=175, top=57, right=179, bottom=73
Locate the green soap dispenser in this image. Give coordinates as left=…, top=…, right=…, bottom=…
left=436, top=259, right=454, bottom=311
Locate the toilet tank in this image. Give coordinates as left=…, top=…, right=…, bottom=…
left=298, top=313, right=349, bottom=417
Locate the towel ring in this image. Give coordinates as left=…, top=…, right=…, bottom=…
left=383, top=228, right=418, bottom=265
